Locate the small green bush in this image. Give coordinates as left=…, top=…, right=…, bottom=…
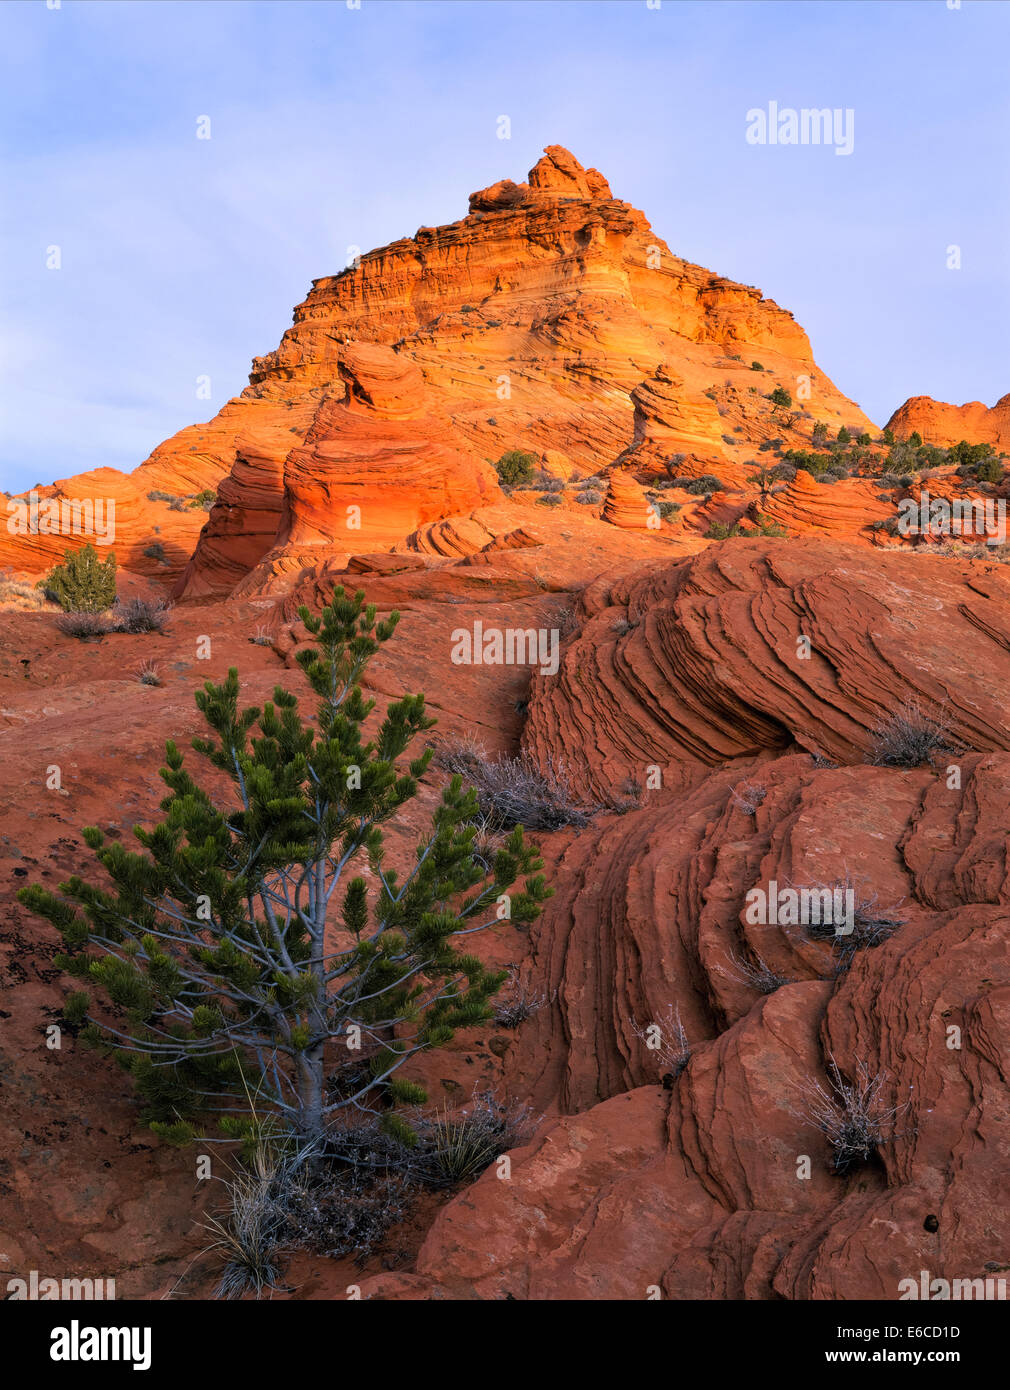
left=40, top=544, right=116, bottom=613
left=977, top=457, right=1005, bottom=485
left=494, top=450, right=537, bottom=487
left=672, top=474, right=725, bottom=495
left=705, top=514, right=786, bottom=540
left=768, top=386, right=792, bottom=409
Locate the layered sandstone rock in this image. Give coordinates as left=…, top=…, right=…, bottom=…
left=522, top=537, right=1010, bottom=803
left=0, top=392, right=314, bottom=583
left=3, top=146, right=878, bottom=594
left=362, top=746, right=1010, bottom=1300
left=602, top=471, right=653, bottom=529
left=886, top=393, right=1010, bottom=450
left=613, top=364, right=729, bottom=475
left=758, top=467, right=892, bottom=537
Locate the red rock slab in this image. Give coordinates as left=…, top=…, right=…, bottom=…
left=522, top=538, right=1010, bottom=803
left=759, top=468, right=893, bottom=538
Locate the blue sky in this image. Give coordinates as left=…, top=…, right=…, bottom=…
left=2, top=0, right=1008, bottom=494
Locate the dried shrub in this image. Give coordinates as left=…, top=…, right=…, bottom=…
left=728, top=950, right=794, bottom=993
left=868, top=695, right=960, bottom=767
left=808, top=749, right=837, bottom=769
left=631, top=1004, right=691, bottom=1082
left=113, top=596, right=172, bottom=633
left=784, top=873, right=906, bottom=974
left=0, top=578, right=47, bottom=609
left=792, top=1057, right=911, bottom=1174
left=272, top=1165, right=414, bottom=1264
left=56, top=611, right=112, bottom=639
left=493, top=967, right=555, bottom=1027
left=730, top=781, right=766, bottom=815
left=437, top=735, right=597, bottom=830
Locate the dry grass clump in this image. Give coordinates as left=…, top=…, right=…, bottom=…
left=0, top=577, right=47, bottom=609
left=136, top=658, right=162, bottom=687
left=802, top=876, right=907, bottom=957
left=55, top=610, right=112, bottom=638
left=112, top=596, right=172, bottom=633
left=867, top=695, right=960, bottom=767
left=493, top=967, right=556, bottom=1027
left=728, top=950, right=794, bottom=994
left=437, top=734, right=597, bottom=830
left=792, top=1057, right=911, bottom=1174
left=631, top=1004, right=691, bottom=1082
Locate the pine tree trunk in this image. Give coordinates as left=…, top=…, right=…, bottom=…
left=296, top=1045, right=326, bottom=1144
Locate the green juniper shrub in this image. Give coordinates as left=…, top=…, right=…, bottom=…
left=671, top=474, right=725, bottom=495
left=704, top=514, right=786, bottom=540
left=977, top=457, right=1005, bottom=485
left=39, top=544, right=116, bottom=613
left=494, top=450, right=538, bottom=487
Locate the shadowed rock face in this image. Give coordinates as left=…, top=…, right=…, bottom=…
left=326, top=537, right=1010, bottom=1301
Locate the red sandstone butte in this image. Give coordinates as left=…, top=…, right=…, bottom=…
left=886, top=393, right=1010, bottom=450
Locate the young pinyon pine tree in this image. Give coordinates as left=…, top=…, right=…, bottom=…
left=20, top=586, right=551, bottom=1148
